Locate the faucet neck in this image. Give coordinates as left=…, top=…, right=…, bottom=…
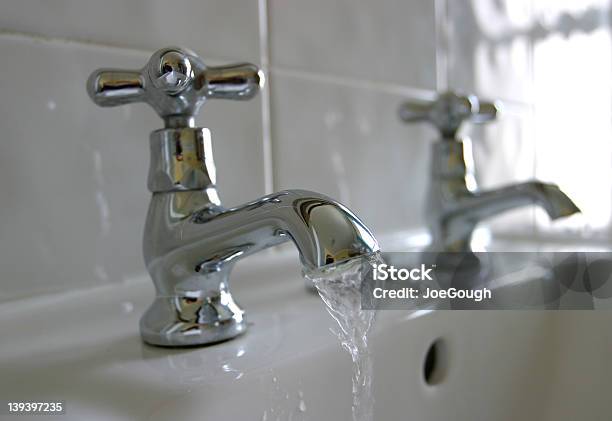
left=147, top=127, right=221, bottom=202
left=431, top=138, right=470, bottom=179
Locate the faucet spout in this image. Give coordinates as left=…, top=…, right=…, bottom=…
left=469, top=182, right=580, bottom=221
left=141, top=188, right=379, bottom=346
left=426, top=141, right=580, bottom=252
left=432, top=181, right=580, bottom=251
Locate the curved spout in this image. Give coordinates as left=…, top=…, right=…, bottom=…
left=456, top=181, right=580, bottom=222
left=430, top=181, right=581, bottom=251
left=144, top=189, right=379, bottom=294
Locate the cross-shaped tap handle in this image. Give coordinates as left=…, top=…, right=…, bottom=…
left=399, top=91, right=500, bottom=139
left=87, top=47, right=264, bottom=127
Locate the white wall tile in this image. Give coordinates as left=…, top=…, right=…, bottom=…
left=0, top=0, right=261, bottom=63
left=268, top=0, right=436, bottom=89
left=0, top=35, right=265, bottom=302
left=531, top=18, right=612, bottom=239
left=447, top=0, right=534, bottom=103
left=270, top=72, right=434, bottom=241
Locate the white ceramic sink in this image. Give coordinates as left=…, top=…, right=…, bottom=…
left=1, top=243, right=611, bottom=420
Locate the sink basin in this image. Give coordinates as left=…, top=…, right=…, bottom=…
left=1, top=243, right=611, bottom=420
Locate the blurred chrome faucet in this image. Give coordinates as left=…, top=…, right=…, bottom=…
left=87, top=47, right=379, bottom=347
left=399, top=91, right=580, bottom=252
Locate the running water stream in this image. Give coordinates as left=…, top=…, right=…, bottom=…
left=304, top=252, right=384, bottom=421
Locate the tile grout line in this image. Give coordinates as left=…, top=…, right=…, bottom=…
left=258, top=0, right=274, bottom=195
left=0, top=29, right=152, bottom=56
left=270, top=64, right=534, bottom=111
left=434, top=0, right=449, bottom=91
left=0, top=29, right=244, bottom=65
left=270, top=65, right=437, bottom=100
left=529, top=0, right=540, bottom=237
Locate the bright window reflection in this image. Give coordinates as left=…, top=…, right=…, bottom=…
left=533, top=0, right=612, bottom=231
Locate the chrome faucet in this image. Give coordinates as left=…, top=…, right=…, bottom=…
left=87, top=47, right=379, bottom=347
left=399, top=91, right=580, bottom=252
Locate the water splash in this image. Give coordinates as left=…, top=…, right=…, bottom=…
left=305, top=252, right=383, bottom=421
left=262, top=373, right=307, bottom=421
left=298, top=390, right=306, bottom=413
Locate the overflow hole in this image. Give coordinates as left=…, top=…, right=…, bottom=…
left=423, top=338, right=447, bottom=386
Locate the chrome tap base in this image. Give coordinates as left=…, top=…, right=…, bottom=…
left=140, top=294, right=247, bottom=347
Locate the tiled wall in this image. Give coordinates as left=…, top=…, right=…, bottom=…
left=0, top=1, right=266, bottom=301
left=1, top=0, right=611, bottom=301
left=267, top=0, right=437, bottom=240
